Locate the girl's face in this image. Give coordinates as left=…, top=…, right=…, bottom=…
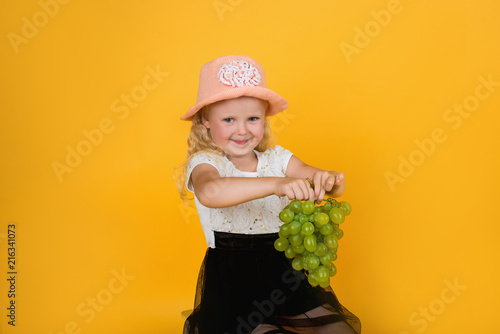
left=202, top=96, right=267, bottom=161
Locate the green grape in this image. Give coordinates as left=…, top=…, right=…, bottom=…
left=310, top=270, right=319, bottom=279
left=324, top=234, right=339, bottom=249
left=288, top=234, right=304, bottom=247
left=301, top=256, right=310, bottom=271
left=316, top=265, right=329, bottom=283
left=329, top=208, right=345, bottom=224
left=284, top=245, right=296, bottom=259
left=289, top=200, right=303, bottom=213
left=276, top=198, right=351, bottom=286
left=289, top=221, right=302, bottom=235
left=335, top=228, right=344, bottom=240
left=308, top=274, right=319, bottom=287
left=319, top=223, right=334, bottom=236
left=303, top=234, right=317, bottom=252
left=314, top=242, right=328, bottom=257
left=313, top=219, right=322, bottom=228
left=292, top=256, right=303, bottom=271
left=301, top=222, right=315, bottom=236
left=299, top=215, right=309, bottom=224
left=302, top=200, right=315, bottom=214
left=339, top=201, right=352, bottom=216
left=319, top=252, right=332, bottom=266
left=279, top=223, right=291, bottom=236
left=292, top=244, right=305, bottom=254
left=305, top=253, right=320, bottom=270
left=314, top=212, right=330, bottom=226
left=274, top=237, right=289, bottom=252
left=329, top=264, right=337, bottom=277
left=319, top=278, right=331, bottom=288
left=279, top=209, right=295, bottom=223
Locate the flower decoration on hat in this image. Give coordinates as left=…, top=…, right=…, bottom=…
left=217, top=60, right=261, bottom=88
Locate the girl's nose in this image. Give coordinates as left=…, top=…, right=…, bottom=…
left=236, top=122, right=248, bottom=135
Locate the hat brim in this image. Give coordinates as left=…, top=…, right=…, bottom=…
left=180, top=86, right=288, bottom=121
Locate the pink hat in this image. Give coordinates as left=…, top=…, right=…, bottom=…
left=180, top=55, right=288, bottom=121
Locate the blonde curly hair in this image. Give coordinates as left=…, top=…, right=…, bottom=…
left=175, top=100, right=276, bottom=204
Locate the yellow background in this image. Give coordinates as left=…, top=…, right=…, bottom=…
left=1, top=1, right=499, bottom=333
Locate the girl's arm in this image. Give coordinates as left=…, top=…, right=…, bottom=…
left=191, top=163, right=316, bottom=208
left=285, top=155, right=346, bottom=203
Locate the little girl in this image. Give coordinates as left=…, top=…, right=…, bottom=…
left=177, top=55, right=361, bottom=334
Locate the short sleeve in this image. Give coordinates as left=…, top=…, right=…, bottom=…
left=186, top=152, right=225, bottom=192
left=271, top=145, right=294, bottom=175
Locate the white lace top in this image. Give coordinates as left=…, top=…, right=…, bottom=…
left=186, top=145, right=293, bottom=248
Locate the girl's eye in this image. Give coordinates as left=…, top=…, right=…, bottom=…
left=223, top=118, right=234, bottom=123
left=248, top=117, right=259, bottom=121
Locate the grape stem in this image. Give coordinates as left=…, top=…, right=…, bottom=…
left=305, top=178, right=315, bottom=190
left=304, top=180, right=340, bottom=205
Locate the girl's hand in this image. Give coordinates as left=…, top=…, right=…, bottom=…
left=311, top=171, right=345, bottom=203
left=275, top=177, right=316, bottom=201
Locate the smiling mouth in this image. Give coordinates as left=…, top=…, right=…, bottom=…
left=232, top=139, right=249, bottom=145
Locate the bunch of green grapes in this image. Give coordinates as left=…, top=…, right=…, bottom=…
left=274, top=198, right=352, bottom=288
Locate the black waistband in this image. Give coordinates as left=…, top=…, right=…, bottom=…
left=214, top=231, right=279, bottom=251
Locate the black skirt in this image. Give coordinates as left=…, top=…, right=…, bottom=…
left=183, top=232, right=361, bottom=334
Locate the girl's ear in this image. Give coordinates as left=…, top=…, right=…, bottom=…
left=201, top=109, right=210, bottom=129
